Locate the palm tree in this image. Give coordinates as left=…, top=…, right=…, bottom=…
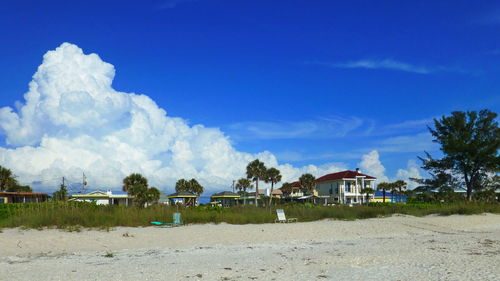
left=393, top=180, right=407, bottom=203
left=264, top=167, right=282, bottom=207
left=361, top=187, right=374, bottom=204
left=235, top=178, right=253, bottom=205
left=123, top=173, right=148, bottom=193
left=175, top=179, right=191, bottom=192
left=299, top=173, right=316, bottom=195
left=246, top=159, right=267, bottom=206
left=377, top=182, right=391, bottom=203
left=189, top=178, right=204, bottom=195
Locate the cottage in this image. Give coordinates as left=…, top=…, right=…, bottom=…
left=210, top=191, right=240, bottom=207
left=69, top=190, right=133, bottom=206
left=0, top=192, right=49, bottom=203
left=167, top=191, right=199, bottom=207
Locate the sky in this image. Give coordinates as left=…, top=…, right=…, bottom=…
left=0, top=0, right=499, bottom=194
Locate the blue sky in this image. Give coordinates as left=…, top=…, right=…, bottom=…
left=0, top=0, right=499, bottom=192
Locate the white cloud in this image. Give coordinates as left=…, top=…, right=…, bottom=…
left=0, top=43, right=345, bottom=193
left=395, top=160, right=422, bottom=190
left=358, top=150, right=389, bottom=182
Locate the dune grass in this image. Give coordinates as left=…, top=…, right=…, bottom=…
left=0, top=201, right=499, bottom=229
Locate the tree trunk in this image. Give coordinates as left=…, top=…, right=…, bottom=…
left=464, top=172, right=473, bottom=201
left=383, top=190, right=386, bottom=203
left=243, top=187, right=246, bottom=205
left=268, top=182, right=274, bottom=207
left=255, top=179, right=259, bottom=207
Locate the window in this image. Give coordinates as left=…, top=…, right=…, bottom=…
left=345, top=182, right=351, bottom=192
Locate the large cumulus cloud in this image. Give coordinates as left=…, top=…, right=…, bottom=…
left=0, top=43, right=346, bottom=192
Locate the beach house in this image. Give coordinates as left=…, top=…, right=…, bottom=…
left=0, top=192, right=49, bottom=203
left=210, top=191, right=240, bottom=207
left=167, top=191, right=199, bottom=207
left=69, top=190, right=133, bottom=206
left=314, top=169, right=377, bottom=204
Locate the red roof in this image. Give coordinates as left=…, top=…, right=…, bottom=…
left=290, top=181, right=301, bottom=187
left=316, top=170, right=376, bottom=182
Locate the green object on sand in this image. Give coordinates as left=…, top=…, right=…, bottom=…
left=150, top=212, right=183, bottom=227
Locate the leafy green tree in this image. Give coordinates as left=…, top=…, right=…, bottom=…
left=175, top=179, right=190, bottom=192
left=235, top=178, right=253, bottom=205
left=360, top=187, right=374, bottom=203
left=299, top=173, right=316, bottom=194
left=423, top=110, right=500, bottom=201
left=7, top=184, right=32, bottom=192
left=377, top=182, right=391, bottom=203
left=279, top=182, right=293, bottom=196
left=246, top=159, right=267, bottom=206
left=264, top=167, right=282, bottom=206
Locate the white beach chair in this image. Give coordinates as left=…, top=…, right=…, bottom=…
left=275, top=209, right=298, bottom=223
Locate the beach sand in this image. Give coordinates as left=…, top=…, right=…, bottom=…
left=1, top=214, right=499, bottom=280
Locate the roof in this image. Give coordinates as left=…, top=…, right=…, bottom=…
left=0, top=192, right=48, bottom=196
left=290, top=181, right=301, bottom=188
left=167, top=191, right=198, bottom=198
left=271, top=189, right=283, bottom=195
left=316, top=170, right=376, bottom=182
left=211, top=191, right=240, bottom=198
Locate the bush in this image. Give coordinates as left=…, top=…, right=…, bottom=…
left=0, top=201, right=498, bottom=229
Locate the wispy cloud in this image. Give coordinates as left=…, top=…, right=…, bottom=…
left=377, top=132, right=439, bottom=153
left=473, top=8, right=500, bottom=25
left=309, top=59, right=465, bottom=74
left=226, top=116, right=365, bottom=140
left=158, top=0, right=198, bottom=9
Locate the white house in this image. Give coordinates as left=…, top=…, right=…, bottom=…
left=315, top=169, right=377, bottom=204
left=69, top=190, right=133, bottom=206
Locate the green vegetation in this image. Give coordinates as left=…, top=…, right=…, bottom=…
left=175, top=178, right=204, bottom=195
left=0, top=165, right=32, bottom=192
left=122, top=173, right=160, bottom=207
left=1, top=201, right=499, bottom=229
left=414, top=109, right=499, bottom=201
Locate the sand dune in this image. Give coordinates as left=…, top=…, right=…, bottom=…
left=1, top=214, right=500, bottom=280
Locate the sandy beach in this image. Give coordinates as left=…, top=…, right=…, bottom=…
left=1, top=214, right=499, bottom=281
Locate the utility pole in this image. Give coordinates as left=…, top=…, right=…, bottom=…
left=232, top=180, right=235, bottom=193
left=82, top=172, right=87, bottom=193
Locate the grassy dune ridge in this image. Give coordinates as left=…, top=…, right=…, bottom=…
left=0, top=202, right=499, bottom=229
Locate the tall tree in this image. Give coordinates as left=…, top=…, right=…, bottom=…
left=264, top=167, right=282, bottom=207
left=123, top=173, right=148, bottom=193
left=189, top=178, right=204, bottom=195
left=424, top=110, right=500, bottom=201
left=377, top=182, right=391, bottom=203
left=235, top=178, right=253, bottom=205
left=175, top=179, right=191, bottom=192
left=246, top=159, right=267, bottom=206
left=360, top=187, right=374, bottom=204
left=122, top=173, right=158, bottom=207
left=299, top=173, right=316, bottom=194
left=392, top=180, right=407, bottom=203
